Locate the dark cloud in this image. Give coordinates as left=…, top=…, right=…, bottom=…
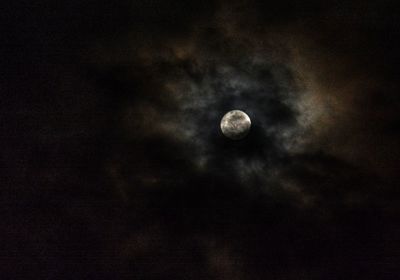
left=2, top=0, right=400, bottom=279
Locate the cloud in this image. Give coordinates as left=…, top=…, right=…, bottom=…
left=3, top=0, right=400, bottom=279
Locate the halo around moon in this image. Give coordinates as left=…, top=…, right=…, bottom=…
left=220, top=110, right=251, bottom=140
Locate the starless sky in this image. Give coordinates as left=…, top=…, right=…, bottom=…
left=2, top=0, right=400, bottom=279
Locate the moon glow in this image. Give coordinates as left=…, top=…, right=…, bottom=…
left=220, top=110, right=251, bottom=140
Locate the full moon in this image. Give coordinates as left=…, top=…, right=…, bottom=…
left=220, top=110, right=251, bottom=140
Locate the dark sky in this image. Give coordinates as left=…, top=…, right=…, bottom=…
left=2, top=0, right=400, bottom=279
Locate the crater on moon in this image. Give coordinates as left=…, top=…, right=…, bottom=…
left=220, top=110, right=251, bottom=140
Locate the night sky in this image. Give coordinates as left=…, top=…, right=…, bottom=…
left=3, top=0, right=400, bottom=279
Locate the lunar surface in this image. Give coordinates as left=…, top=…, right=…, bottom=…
left=220, top=110, right=251, bottom=140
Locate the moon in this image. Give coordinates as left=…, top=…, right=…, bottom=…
left=220, top=110, right=251, bottom=140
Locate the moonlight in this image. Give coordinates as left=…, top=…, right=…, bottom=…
left=220, top=110, right=251, bottom=140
